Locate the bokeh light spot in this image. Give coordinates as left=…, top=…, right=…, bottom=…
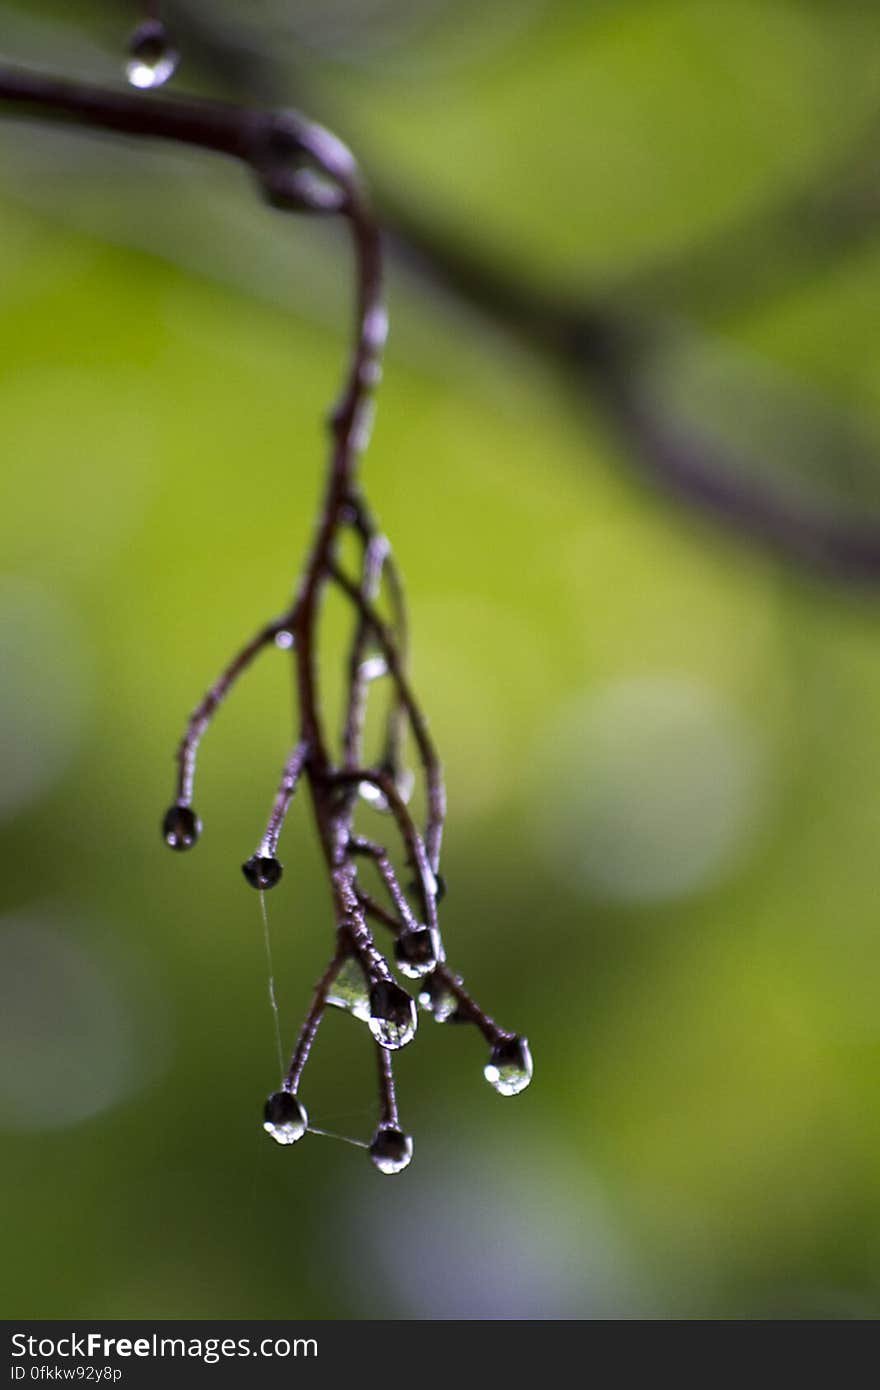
left=0, top=577, right=92, bottom=824
left=0, top=916, right=139, bottom=1132
left=533, top=675, right=768, bottom=903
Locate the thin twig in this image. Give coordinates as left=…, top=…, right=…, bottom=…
left=328, top=564, right=445, bottom=873
left=283, top=946, right=346, bottom=1093
left=375, top=1042, right=398, bottom=1129
left=174, top=617, right=285, bottom=808
left=356, top=889, right=402, bottom=936
left=256, top=738, right=310, bottom=858
left=332, top=767, right=437, bottom=929
left=434, top=967, right=508, bottom=1047
left=349, top=835, right=419, bottom=930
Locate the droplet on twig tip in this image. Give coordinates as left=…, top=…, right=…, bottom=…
left=242, top=854, right=283, bottom=890
left=484, top=1035, right=533, bottom=1096
left=369, top=1125, right=413, bottom=1175
left=263, top=1090, right=308, bottom=1145
left=368, top=979, right=417, bottom=1050
left=162, top=804, right=200, bottom=851
left=394, top=927, right=440, bottom=979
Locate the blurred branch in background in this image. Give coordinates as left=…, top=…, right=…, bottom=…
left=147, top=0, right=880, bottom=584
left=1, top=0, right=879, bottom=580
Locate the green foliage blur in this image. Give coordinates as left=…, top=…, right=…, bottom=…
left=3, top=0, right=880, bottom=1319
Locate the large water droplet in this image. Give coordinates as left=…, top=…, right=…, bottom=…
left=326, top=958, right=371, bottom=1023
left=162, top=804, right=200, bottom=851
left=242, top=854, right=283, bottom=891
left=394, top=927, right=440, bottom=980
left=263, top=1090, right=307, bottom=1145
left=369, top=1125, right=413, bottom=1175
left=484, top=1036, right=533, bottom=1097
left=368, top=979, right=417, bottom=1050
left=125, top=19, right=179, bottom=90
left=417, top=972, right=458, bottom=1022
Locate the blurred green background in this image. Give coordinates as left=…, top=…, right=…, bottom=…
left=4, top=0, right=880, bottom=1320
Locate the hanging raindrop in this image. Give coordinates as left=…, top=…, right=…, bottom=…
left=242, top=854, right=283, bottom=891
left=125, top=19, right=179, bottom=90
left=394, top=927, right=440, bottom=979
left=263, top=1090, right=308, bottom=1145
left=368, top=979, right=417, bottom=1050
left=162, top=804, right=201, bottom=851
left=484, top=1035, right=533, bottom=1097
left=326, top=957, right=371, bottom=1023
left=369, top=1125, right=413, bottom=1175
left=416, top=971, right=458, bottom=1022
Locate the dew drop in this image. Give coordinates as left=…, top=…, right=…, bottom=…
left=394, top=927, right=440, bottom=980
left=484, top=1035, right=533, bottom=1097
left=368, top=979, right=417, bottom=1050
left=263, top=1090, right=308, bottom=1145
left=359, top=780, right=387, bottom=811
left=369, top=1125, right=413, bottom=1175
left=125, top=19, right=179, bottom=90
left=242, top=854, right=283, bottom=891
left=326, top=958, right=371, bottom=1023
left=359, top=655, right=387, bottom=682
left=359, top=766, right=415, bottom=813
left=416, top=972, right=458, bottom=1022
left=364, top=305, right=389, bottom=354
left=162, top=804, right=200, bottom=852
left=274, top=630, right=295, bottom=651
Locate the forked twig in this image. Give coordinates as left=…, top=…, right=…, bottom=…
left=0, top=54, right=532, bottom=1172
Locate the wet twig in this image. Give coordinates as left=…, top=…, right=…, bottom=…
left=0, top=60, right=533, bottom=1169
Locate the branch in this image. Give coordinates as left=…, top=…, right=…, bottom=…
left=328, top=563, right=445, bottom=873
left=147, top=8, right=880, bottom=587
left=0, top=57, right=531, bottom=1172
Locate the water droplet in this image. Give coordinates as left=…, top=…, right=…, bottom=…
left=394, top=927, right=440, bottom=980
left=263, top=1090, right=308, bottom=1145
left=242, top=854, right=283, bottom=891
left=369, top=1125, right=413, bottom=1175
left=125, top=19, right=179, bottom=90
left=274, top=630, right=295, bottom=651
left=368, top=979, right=417, bottom=1050
left=326, top=958, right=371, bottom=1023
left=364, top=305, right=389, bottom=355
left=484, top=1036, right=533, bottom=1097
left=162, top=804, right=200, bottom=851
left=359, top=766, right=415, bottom=813
left=416, top=972, right=458, bottom=1022
left=359, top=655, right=388, bottom=682
left=359, top=780, right=387, bottom=811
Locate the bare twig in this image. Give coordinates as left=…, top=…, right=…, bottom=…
left=0, top=58, right=531, bottom=1171
left=173, top=617, right=285, bottom=813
